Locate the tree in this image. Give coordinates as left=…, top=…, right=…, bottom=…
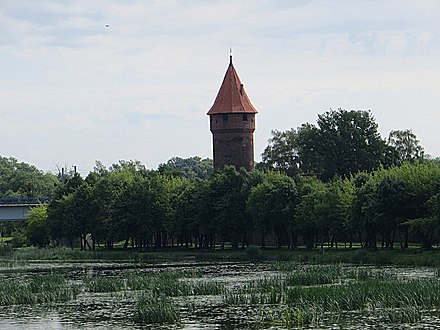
left=112, top=174, right=170, bottom=249
left=247, top=172, right=297, bottom=248
left=317, top=178, right=353, bottom=249
left=25, top=205, right=50, bottom=247
left=259, top=129, right=299, bottom=176
left=158, top=156, right=213, bottom=179
left=46, top=172, right=97, bottom=248
left=294, top=178, right=326, bottom=249
left=366, top=176, right=408, bottom=249
left=387, top=129, right=425, bottom=165
left=173, top=180, right=207, bottom=247
left=210, top=167, right=251, bottom=249
left=297, top=109, right=389, bottom=180
left=0, top=156, right=58, bottom=197
left=259, top=109, right=390, bottom=180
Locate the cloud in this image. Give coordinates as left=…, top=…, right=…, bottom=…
left=1, top=0, right=440, bottom=172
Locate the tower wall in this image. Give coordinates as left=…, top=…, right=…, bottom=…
left=210, top=113, right=255, bottom=171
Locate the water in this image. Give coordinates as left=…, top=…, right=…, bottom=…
left=0, top=261, right=439, bottom=329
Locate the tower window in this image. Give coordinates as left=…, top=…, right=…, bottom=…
left=223, top=114, right=228, bottom=122
left=243, top=114, right=248, bottom=121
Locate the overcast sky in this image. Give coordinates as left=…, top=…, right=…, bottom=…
left=1, top=0, right=439, bottom=174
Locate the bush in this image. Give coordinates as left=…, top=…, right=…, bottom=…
left=11, top=229, right=28, bottom=248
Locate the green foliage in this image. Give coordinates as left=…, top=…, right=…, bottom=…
left=85, top=276, right=125, bottom=292
left=0, top=156, right=58, bottom=197
left=11, top=228, right=28, bottom=248
left=248, top=172, right=297, bottom=248
left=0, top=274, right=79, bottom=305
left=25, top=205, right=50, bottom=247
left=259, top=129, right=299, bottom=176
left=14, top=139, right=439, bottom=252
left=158, top=156, right=213, bottom=179
left=298, top=109, right=389, bottom=180
left=405, top=217, right=439, bottom=249
left=388, top=129, right=425, bottom=165
left=134, top=295, right=180, bottom=325
left=260, top=109, right=392, bottom=180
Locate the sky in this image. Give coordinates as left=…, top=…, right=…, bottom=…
left=1, top=0, right=439, bottom=175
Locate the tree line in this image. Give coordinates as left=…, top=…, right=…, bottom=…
left=8, top=108, right=440, bottom=250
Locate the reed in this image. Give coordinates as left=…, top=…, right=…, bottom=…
left=269, top=305, right=324, bottom=327
left=375, top=304, right=422, bottom=324
left=286, top=279, right=440, bottom=310
left=190, top=280, right=225, bottom=295
left=85, top=276, right=125, bottom=292
left=285, top=265, right=342, bottom=286
left=0, top=274, right=79, bottom=305
left=134, top=294, right=180, bottom=325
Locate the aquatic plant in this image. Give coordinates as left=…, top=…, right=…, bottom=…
left=0, top=274, right=79, bottom=305
left=134, top=295, right=180, bottom=325
left=190, top=280, right=225, bottom=295
left=269, top=305, right=324, bottom=327
left=85, top=276, right=125, bottom=292
left=285, top=279, right=440, bottom=311
left=285, top=265, right=342, bottom=286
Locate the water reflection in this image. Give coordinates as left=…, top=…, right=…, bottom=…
left=0, top=262, right=438, bottom=329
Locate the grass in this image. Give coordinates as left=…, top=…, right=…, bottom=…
left=0, top=257, right=436, bottom=328
left=85, top=276, right=125, bottom=292
left=0, top=274, right=79, bottom=305
left=2, top=244, right=440, bottom=327
left=222, top=263, right=438, bottom=326
left=134, top=294, right=180, bottom=325
left=84, top=269, right=224, bottom=298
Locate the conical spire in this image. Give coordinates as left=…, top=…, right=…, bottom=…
left=207, top=57, right=258, bottom=115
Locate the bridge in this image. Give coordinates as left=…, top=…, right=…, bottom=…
left=0, top=197, right=51, bottom=222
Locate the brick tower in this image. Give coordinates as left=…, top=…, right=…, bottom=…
left=207, top=56, right=258, bottom=171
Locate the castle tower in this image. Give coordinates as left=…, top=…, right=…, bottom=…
left=207, top=56, right=258, bottom=171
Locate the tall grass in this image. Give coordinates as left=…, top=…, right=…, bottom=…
left=84, top=270, right=224, bottom=296
left=0, top=274, right=79, bottom=305
left=285, top=279, right=440, bottom=310
left=134, top=294, right=180, bottom=325
left=268, top=305, right=324, bottom=327
left=85, top=276, right=125, bottom=292
left=12, top=246, right=148, bottom=262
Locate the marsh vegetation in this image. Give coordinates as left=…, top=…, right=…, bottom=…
left=0, top=252, right=440, bottom=329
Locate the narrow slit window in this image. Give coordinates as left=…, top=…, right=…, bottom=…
left=243, top=114, right=248, bottom=121
left=223, top=114, right=228, bottom=122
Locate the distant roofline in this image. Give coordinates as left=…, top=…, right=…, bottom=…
left=0, top=197, right=52, bottom=205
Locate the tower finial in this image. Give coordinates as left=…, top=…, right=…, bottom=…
left=229, top=46, right=233, bottom=65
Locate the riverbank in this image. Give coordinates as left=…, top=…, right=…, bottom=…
left=1, top=245, right=440, bottom=267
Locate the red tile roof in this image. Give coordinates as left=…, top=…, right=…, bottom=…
left=207, top=56, right=258, bottom=115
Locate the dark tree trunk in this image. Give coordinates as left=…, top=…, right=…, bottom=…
left=123, top=237, right=130, bottom=249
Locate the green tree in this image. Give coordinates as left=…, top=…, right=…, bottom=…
left=366, top=176, right=408, bottom=249
left=317, top=178, right=353, bottom=249
left=247, top=172, right=297, bottom=248
left=173, top=180, right=207, bottom=247
left=294, top=178, right=326, bottom=249
left=297, top=109, right=389, bottom=180
left=209, top=167, right=252, bottom=249
left=48, top=173, right=95, bottom=248
left=259, top=129, right=299, bottom=176
left=25, top=205, right=50, bottom=247
left=387, top=129, right=425, bottom=165
left=413, top=191, right=440, bottom=248
left=0, top=156, right=58, bottom=197
left=158, top=156, right=213, bottom=179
